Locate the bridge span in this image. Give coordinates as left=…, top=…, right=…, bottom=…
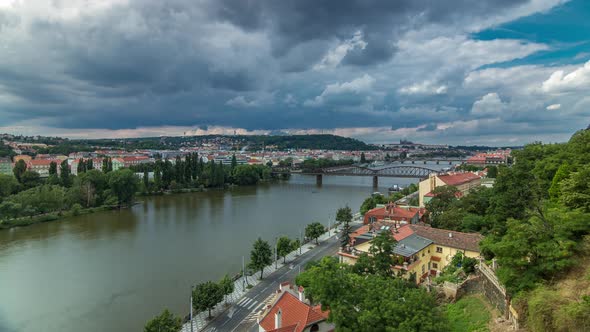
left=273, top=164, right=440, bottom=186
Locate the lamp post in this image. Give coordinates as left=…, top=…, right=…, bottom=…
left=299, top=229, right=303, bottom=255
left=190, top=285, right=194, bottom=332
left=274, top=237, right=278, bottom=269
left=242, top=255, right=246, bottom=289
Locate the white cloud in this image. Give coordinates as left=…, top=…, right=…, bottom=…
left=399, top=80, right=447, bottom=95
left=546, top=103, right=561, bottom=110
left=471, top=92, right=506, bottom=117
left=542, top=60, right=590, bottom=94
left=304, top=74, right=376, bottom=107
left=313, top=31, right=367, bottom=70
left=226, top=95, right=258, bottom=108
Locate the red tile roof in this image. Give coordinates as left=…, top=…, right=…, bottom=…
left=259, top=292, right=329, bottom=332
left=29, top=159, right=54, bottom=166
left=363, top=202, right=422, bottom=224
left=437, top=172, right=481, bottom=186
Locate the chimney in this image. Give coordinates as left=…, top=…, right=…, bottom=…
left=298, top=286, right=305, bottom=302
left=449, top=232, right=453, bottom=238
left=275, top=309, right=282, bottom=329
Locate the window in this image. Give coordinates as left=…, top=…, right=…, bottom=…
left=436, top=247, right=443, bottom=253
left=421, top=252, right=425, bottom=257
left=421, top=265, right=425, bottom=273
left=433, top=263, right=438, bottom=269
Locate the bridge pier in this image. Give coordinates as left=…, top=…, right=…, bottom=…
left=316, top=174, right=322, bottom=186
left=436, top=161, right=439, bottom=164
left=449, top=161, right=452, bottom=165
left=372, top=176, right=378, bottom=188
left=411, top=160, right=415, bottom=164
left=424, top=161, right=427, bottom=164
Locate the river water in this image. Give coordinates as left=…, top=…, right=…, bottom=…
left=0, top=174, right=426, bottom=332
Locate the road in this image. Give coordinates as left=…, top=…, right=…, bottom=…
left=202, top=231, right=348, bottom=332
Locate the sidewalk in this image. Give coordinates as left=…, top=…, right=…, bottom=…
left=180, top=224, right=343, bottom=332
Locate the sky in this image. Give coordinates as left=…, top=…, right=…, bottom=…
left=0, top=0, right=589, bottom=145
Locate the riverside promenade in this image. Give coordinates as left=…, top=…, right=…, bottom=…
left=181, top=216, right=362, bottom=332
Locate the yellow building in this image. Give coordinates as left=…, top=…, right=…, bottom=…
left=418, top=172, right=482, bottom=207
left=339, top=223, right=483, bottom=283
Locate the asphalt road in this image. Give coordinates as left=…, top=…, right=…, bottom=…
left=202, top=231, right=348, bottom=332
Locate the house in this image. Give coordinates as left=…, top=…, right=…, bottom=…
left=0, top=157, right=12, bottom=175
left=258, top=282, right=332, bottom=332
left=27, top=159, right=57, bottom=177
left=13, top=155, right=32, bottom=163
left=111, top=158, right=124, bottom=171
left=339, top=223, right=483, bottom=284
left=418, top=172, right=482, bottom=207
left=363, top=202, right=425, bottom=225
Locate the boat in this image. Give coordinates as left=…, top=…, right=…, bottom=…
left=388, top=184, right=401, bottom=192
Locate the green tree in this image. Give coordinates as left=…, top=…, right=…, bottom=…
left=425, top=185, right=458, bottom=228
left=340, top=219, right=352, bottom=249
left=77, top=159, right=86, bottom=174
left=0, top=174, right=19, bottom=198
left=360, top=152, right=366, bottom=163
left=249, top=237, right=273, bottom=279
left=86, top=159, right=94, bottom=171
left=231, top=154, right=237, bottom=170
left=60, top=160, right=71, bottom=187
left=219, top=274, right=234, bottom=304
left=276, top=236, right=293, bottom=263
left=192, top=281, right=223, bottom=319
left=13, top=159, right=27, bottom=183
left=232, top=165, right=261, bottom=185
left=305, top=222, right=325, bottom=245
left=108, top=169, right=139, bottom=207
left=559, top=165, right=590, bottom=212
left=21, top=170, right=41, bottom=189
left=368, top=230, right=397, bottom=277
left=144, top=309, right=182, bottom=332
left=336, top=205, right=353, bottom=225
left=486, top=165, right=498, bottom=178
left=48, top=161, right=58, bottom=176
left=143, top=170, right=149, bottom=193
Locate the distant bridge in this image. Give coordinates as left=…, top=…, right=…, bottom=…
left=272, top=164, right=440, bottom=186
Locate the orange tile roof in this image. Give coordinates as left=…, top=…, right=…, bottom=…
left=259, top=292, right=329, bottom=332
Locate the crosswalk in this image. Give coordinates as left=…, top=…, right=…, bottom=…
left=235, top=293, right=277, bottom=324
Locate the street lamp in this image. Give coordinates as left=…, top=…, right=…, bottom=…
left=275, top=237, right=278, bottom=269
left=190, top=285, right=194, bottom=332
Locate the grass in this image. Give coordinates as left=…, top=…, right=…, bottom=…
left=445, top=295, right=491, bottom=332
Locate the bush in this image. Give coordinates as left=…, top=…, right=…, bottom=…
left=71, top=203, right=82, bottom=216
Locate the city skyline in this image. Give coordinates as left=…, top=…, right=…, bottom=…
left=0, top=0, right=589, bottom=145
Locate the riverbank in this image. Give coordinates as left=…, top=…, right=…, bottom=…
left=181, top=220, right=355, bottom=332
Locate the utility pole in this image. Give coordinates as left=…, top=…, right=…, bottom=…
left=242, top=255, right=246, bottom=289
left=190, top=285, right=194, bottom=332
left=275, top=237, right=278, bottom=269
left=299, top=229, right=303, bottom=255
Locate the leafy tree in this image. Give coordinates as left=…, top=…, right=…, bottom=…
left=296, top=257, right=449, bottom=332
left=21, top=170, right=41, bottom=189
left=192, top=281, right=223, bottom=319
left=13, top=159, right=27, bottom=183
left=352, top=252, right=376, bottom=276
left=219, top=274, right=234, bottom=303
left=144, top=309, right=182, bottom=332
left=77, top=159, right=86, bottom=174
left=425, top=185, right=458, bottom=228
left=360, top=152, right=366, bottom=163
left=486, top=165, right=498, bottom=178
left=336, top=205, right=353, bottom=225
left=368, top=230, right=397, bottom=277
left=143, top=170, right=149, bottom=193
left=108, top=169, right=139, bottom=207
left=232, top=165, right=261, bottom=185
left=86, top=159, right=94, bottom=171
left=359, top=194, right=387, bottom=215
left=249, top=237, right=273, bottom=279
left=340, top=219, right=352, bottom=249
left=231, top=154, right=237, bottom=169
left=0, top=174, right=19, bottom=198
left=277, top=236, right=293, bottom=263
left=559, top=165, right=590, bottom=212
left=305, top=222, right=325, bottom=245
left=60, top=160, right=71, bottom=187
left=49, top=161, right=58, bottom=176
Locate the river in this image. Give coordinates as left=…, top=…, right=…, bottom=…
left=0, top=174, right=425, bottom=332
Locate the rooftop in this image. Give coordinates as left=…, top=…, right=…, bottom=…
left=259, top=292, right=329, bottom=332
left=409, top=224, right=483, bottom=252
left=437, top=172, right=481, bottom=186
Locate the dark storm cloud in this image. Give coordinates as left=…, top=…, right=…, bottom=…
left=0, top=0, right=569, bottom=142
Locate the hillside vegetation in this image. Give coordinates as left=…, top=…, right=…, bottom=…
left=426, top=128, right=590, bottom=331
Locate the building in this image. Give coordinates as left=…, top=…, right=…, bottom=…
left=0, top=157, right=12, bottom=175
left=13, top=155, right=32, bottom=163
left=363, top=202, right=425, bottom=225
left=418, top=172, right=482, bottom=207
left=27, top=159, right=56, bottom=177
left=258, top=282, right=332, bottom=332
left=339, top=223, right=482, bottom=284
left=111, top=158, right=124, bottom=171
left=466, top=150, right=511, bottom=167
